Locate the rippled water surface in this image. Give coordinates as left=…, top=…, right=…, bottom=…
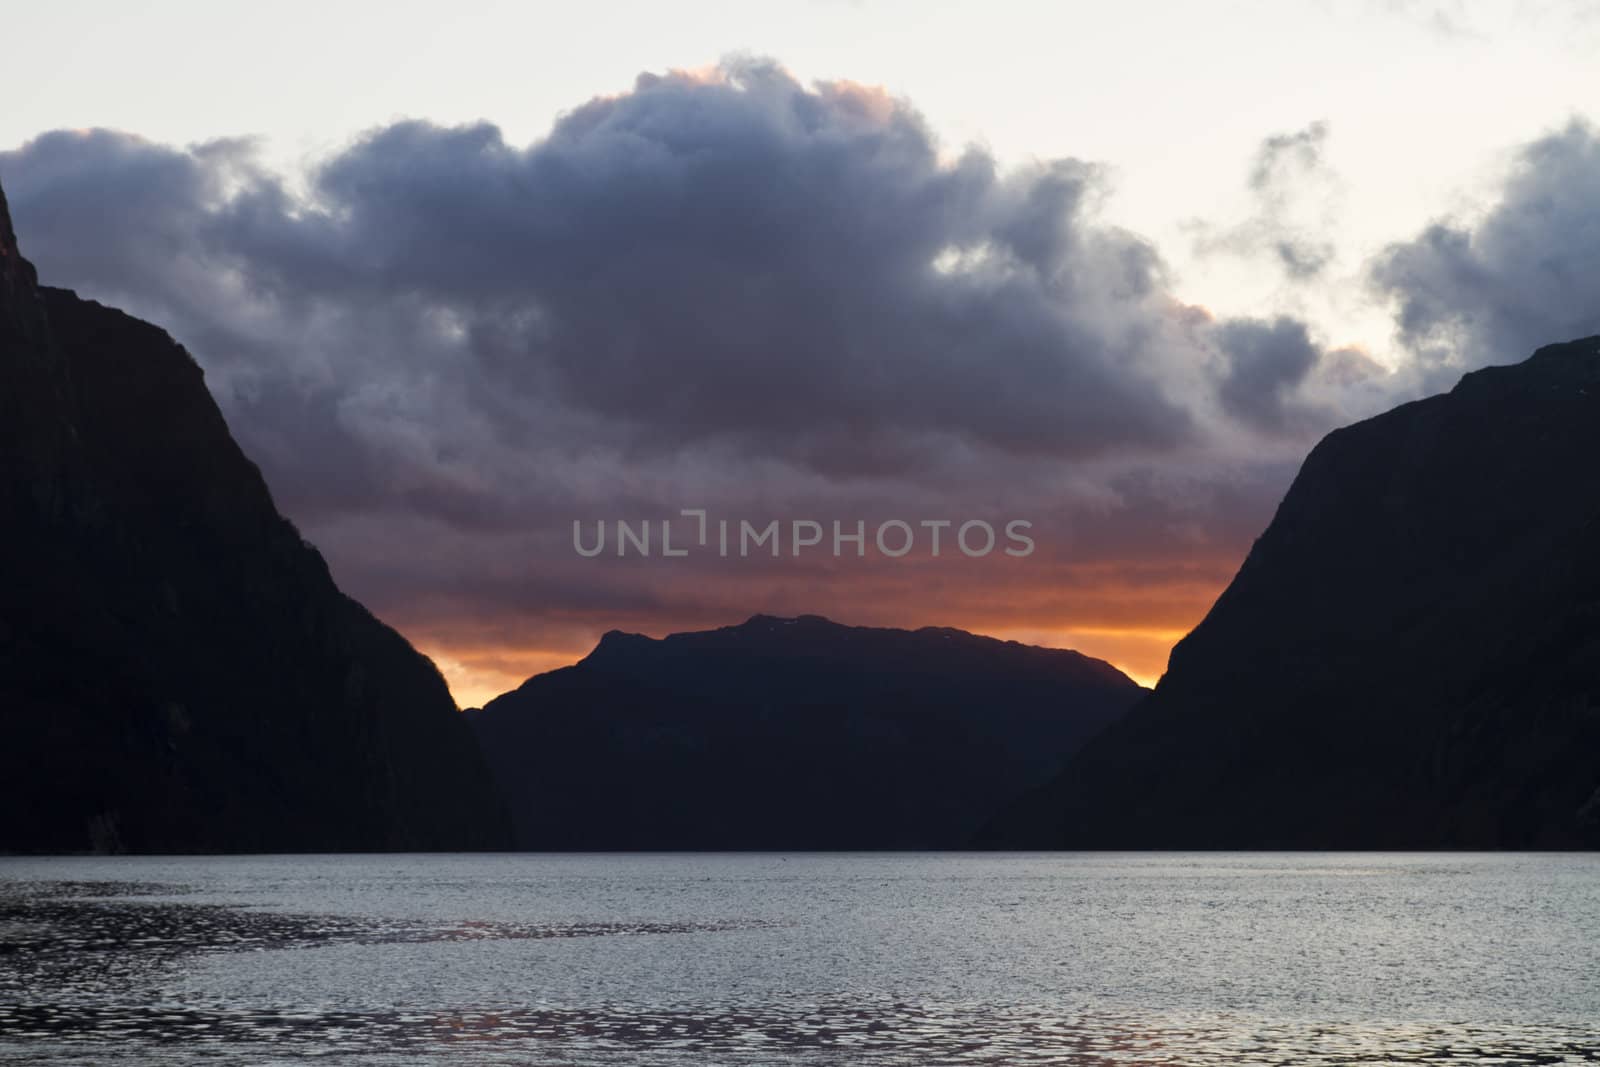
left=0, top=853, right=1596, bottom=1064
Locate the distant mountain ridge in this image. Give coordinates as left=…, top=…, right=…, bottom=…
left=468, top=613, right=1146, bottom=849
left=0, top=175, right=509, bottom=853
left=987, top=336, right=1600, bottom=849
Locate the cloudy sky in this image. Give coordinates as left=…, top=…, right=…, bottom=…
left=4, top=0, right=1597, bottom=705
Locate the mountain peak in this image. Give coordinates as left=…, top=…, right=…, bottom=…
left=591, top=627, right=652, bottom=651
left=1452, top=334, right=1600, bottom=396
left=0, top=177, right=27, bottom=280
left=0, top=176, right=47, bottom=347
left=471, top=612, right=1144, bottom=849
left=1529, top=333, right=1600, bottom=365
left=739, top=612, right=833, bottom=628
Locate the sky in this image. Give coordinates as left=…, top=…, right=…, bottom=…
left=3, top=0, right=1598, bottom=705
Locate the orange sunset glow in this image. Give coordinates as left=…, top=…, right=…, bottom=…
left=398, top=552, right=1240, bottom=708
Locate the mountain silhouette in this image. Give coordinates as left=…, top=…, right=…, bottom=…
left=468, top=614, right=1145, bottom=849
left=986, top=337, right=1600, bottom=849
left=0, top=176, right=509, bottom=853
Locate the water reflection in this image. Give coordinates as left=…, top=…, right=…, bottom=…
left=1, top=875, right=1597, bottom=1065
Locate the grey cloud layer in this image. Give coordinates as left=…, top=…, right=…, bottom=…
left=1208, top=316, right=1330, bottom=435
left=1371, top=119, right=1600, bottom=382
left=2, top=62, right=1351, bottom=490
left=7, top=61, right=1586, bottom=657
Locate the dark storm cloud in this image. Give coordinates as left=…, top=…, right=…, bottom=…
left=3, top=62, right=1262, bottom=508
left=1194, top=120, right=1337, bottom=281
left=0, top=130, right=249, bottom=328
left=1370, top=119, right=1600, bottom=378
left=0, top=60, right=1368, bottom=695
left=303, top=66, right=1200, bottom=468
left=8, top=65, right=1586, bottom=697
left=1207, top=316, right=1334, bottom=436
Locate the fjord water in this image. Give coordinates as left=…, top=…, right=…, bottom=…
left=1, top=854, right=1596, bottom=1065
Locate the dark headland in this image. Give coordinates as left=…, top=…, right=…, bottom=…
left=986, top=336, right=1600, bottom=850
left=0, top=176, right=509, bottom=853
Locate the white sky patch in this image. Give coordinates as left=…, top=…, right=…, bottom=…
left=930, top=243, right=997, bottom=276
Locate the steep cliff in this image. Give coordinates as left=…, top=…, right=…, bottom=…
left=988, top=337, right=1600, bottom=848
left=0, top=176, right=509, bottom=853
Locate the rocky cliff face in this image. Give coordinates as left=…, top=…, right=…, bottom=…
left=1, top=187, right=36, bottom=335
left=0, top=180, right=48, bottom=345
left=988, top=337, right=1600, bottom=849
left=0, top=176, right=509, bottom=853
left=469, top=614, right=1145, bottom=849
